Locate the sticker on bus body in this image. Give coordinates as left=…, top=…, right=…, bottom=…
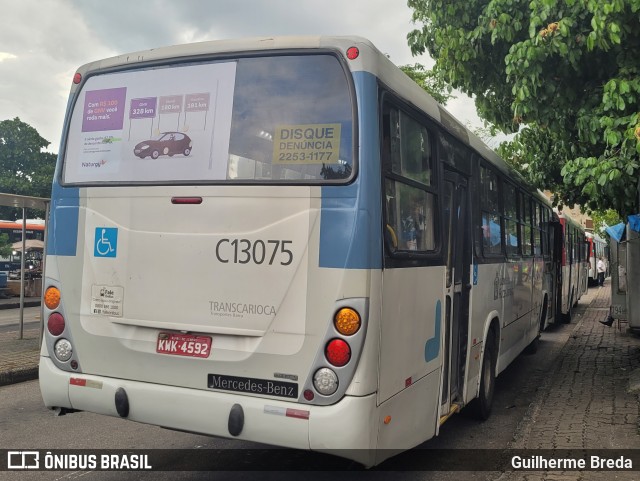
left=90, top=285, right=124, bottom=317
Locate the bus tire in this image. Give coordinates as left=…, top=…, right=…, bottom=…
left=469, top=332, right=496, bottom=421
left=561, top=291, right=573, bottom=324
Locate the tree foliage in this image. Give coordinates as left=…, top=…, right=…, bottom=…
left=408, top=0, right=640, bottom=216
left=589, top=208, right=622, bottom=236
left=399, top=63, right=454, bottom=105
left=0, top=233, right=12, bottom=258
left=0, top=118, right=56, bottom=219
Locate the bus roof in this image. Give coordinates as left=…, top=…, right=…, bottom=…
left=585, top=231, right=606, bottom=242
left=554, top=208, right=585, bottom=230
left=73, top=36, right=372, bottom=77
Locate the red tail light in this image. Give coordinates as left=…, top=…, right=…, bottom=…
left=47, top=313, right=65, bottom=336
left=325, top=339, right=351, bottom=367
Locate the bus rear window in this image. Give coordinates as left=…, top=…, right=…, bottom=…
left=62, top=54, right=354, bottom=185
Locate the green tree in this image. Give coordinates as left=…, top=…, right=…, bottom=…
left=407, top=0, right=640, bottom=216
left=0, top=233, right=12, bottom=258
left=399, top=63, right=454, bottom=105
left=0, top=117, right=56, bottom=219
left=590, top=208, right=622, bottom=236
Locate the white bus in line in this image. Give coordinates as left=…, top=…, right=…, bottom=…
left=585, top=231, right=608, bottom=285
left=554, top=209, right=589, bottom=322
left=39, top=36, right=563, bottom=467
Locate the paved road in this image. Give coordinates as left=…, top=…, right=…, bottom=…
left=0, top=306, right=40, bottom=334
left=5, top=285, right=635, bottom=479
left=0, top=305, right=578, bottom=480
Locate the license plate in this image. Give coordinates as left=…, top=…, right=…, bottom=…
left=156, top=332, right=211, bottom=358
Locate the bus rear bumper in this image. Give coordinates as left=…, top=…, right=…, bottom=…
left=39, top=356, right=378, bottom=465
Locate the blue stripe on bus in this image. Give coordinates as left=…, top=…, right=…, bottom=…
left=319, top=71, right=382, bottom=270
left=47, top=178, right=79, bottom=256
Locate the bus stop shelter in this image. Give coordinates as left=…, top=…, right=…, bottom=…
left=0, top=193, right=50, bottom=339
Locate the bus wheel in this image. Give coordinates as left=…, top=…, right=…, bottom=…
left=469, top=333, right=496, bottom=421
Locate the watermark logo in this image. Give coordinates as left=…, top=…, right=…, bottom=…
left=7, top=451, right=39, bottom=469
left=4, top=451, right=151, bottom=471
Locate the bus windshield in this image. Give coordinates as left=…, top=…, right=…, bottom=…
left=63, top=54, right=354, bottom=185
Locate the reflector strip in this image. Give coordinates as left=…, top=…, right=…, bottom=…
left=264, top=405, right=286, bottom=416
left=286, top=408, right=310, bottom=420
left=263, top=405, right=310, bottom=420
left=69, top=378, right=103, bottom=389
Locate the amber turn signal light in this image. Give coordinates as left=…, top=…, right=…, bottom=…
left=44, top=287, right=61, bottom=310
left=334, top=307, right=361, bottom=336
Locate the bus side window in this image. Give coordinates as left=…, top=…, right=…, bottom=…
left=385, top=179, right=435, bottom=252
left=534, top=203, right=542, bottom=256
left=503, top=182, right=519, bottom=257
left=384, top=180, right=398, bottom=250
left=382, top=101, right=437, bottom=254
left=480, top=165, right=502, bottom=256
left=541, top=207, right=549, bottom=257
left=522, top=195, right=533, bottom=256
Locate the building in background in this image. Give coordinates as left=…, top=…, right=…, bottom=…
left=543, top=191, right=594, bottom=231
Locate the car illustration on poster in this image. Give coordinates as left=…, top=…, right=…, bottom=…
left=133, top=132, right=192, bottom=159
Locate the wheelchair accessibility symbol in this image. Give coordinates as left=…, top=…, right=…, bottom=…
left=94, top=227, right=118, bottom=258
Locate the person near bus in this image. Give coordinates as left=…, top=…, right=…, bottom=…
left=597, top=256, right=606, bottom=287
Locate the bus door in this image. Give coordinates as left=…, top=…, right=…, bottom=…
left=440, top=169, right=470, bottom=418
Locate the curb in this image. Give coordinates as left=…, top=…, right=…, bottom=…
left=0, top=365, right=38, bottom=387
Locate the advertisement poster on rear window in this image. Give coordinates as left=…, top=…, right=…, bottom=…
left=63, top=62, right=236, bottom=183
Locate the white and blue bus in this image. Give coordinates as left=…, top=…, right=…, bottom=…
left=40, top=36, right=562, bottom=466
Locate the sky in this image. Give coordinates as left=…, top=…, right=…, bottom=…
left=0, top=0, right=485, bottom=153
